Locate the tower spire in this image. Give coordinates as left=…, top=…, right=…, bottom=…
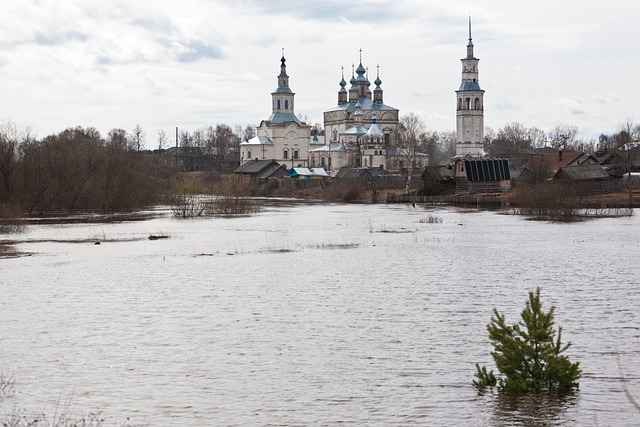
left=466, top=15, right=474, bottom=57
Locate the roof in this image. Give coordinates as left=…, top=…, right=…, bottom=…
left=233, top=159, right=281, bottom=174
left=458, top=81, right=482, bottom=91
left=310, top=168, right=329, bottom=176
left=553, top=164, right=610, bottom=181
left=463, top=158, right=511, bottom=181
left=342, top=125, right=369, bottom=136
left=242, top=135, right=273, bottom=146
left=335, top=166, right=374, bottom=179
left=326, top=97, right=398, bottom=113
left=273, top=87, right=292, bottom=94
left=366, top=123, right=383, bottom=137
left=289, top=167, right=329, bottom=177
left=421, top=165, right=454, bottom=182
left=309, top=142, right=347, bottom=153
left=386, top=146, right=429, bottom=157
left=265, top=112, right=303, bottom=125
left=524, top=151, right=583, bottom=173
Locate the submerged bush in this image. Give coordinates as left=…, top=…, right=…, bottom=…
left=473, top=287, right=581, bottom=393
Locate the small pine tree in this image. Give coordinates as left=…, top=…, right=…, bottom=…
left=473, top=287, right=581, bottom=392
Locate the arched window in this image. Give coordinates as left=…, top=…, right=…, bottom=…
left=458, top=98, right=462, bottom=110
left=247, top=150, right=251, bottom=158
left=293, top=150, right=299, bottom=159
left=321, top=157, right=326, bottom=166
left=465, top=98, right=471, bottom=109
left=332, top=129, right=337, bottom=141
left=283, top=149, right=288, bottom=159
left=277, top=100, right=281, bottom=109
left=285, top=100, right=289, bottom=109
left=475, top=98, right=480, bottom=109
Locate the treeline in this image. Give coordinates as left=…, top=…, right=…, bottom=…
left=0, top=123, right=173, bottom=216
left=397, top=114, right=640, bottom=163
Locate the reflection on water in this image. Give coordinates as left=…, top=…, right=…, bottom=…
left=0, top=203, right=639, bottom=426
left=490, top=391, right=579, bottom=427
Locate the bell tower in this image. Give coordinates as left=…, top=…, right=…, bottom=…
left=455, top=16, right=485, bottom=157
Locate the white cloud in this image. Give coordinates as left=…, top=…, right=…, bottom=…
left=0, top=0, right=637, bottom=142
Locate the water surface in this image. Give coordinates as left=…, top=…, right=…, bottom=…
left=1, top=203, right=639, bottom=426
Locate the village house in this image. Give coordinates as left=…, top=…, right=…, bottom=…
left=552, top=164, right=619, bottom=194
left=233, top=159, right=287, bottom=184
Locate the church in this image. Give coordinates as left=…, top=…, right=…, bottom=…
left=455, top=17, right=485, bottom=157
left=310, top=52, right=401, bottom=171
left=241, top=19, right=485, bottom=171
left=239, top=53, right=322, bottom=167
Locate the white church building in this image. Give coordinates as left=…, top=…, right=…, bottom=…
left=239, top=54, right=322, bottom=167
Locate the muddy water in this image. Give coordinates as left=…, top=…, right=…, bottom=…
left=1, top=202, right=639, bottom=426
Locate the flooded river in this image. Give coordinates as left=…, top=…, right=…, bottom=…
left=1, top=202, right=639, bottom=426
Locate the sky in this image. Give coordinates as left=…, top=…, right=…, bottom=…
left=1, top=0, right=637, bottom=146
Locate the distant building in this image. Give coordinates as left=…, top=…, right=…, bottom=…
left=455, top=17, right=485, bottom=157
left=315, top=52, right=400, bottom=171
left=240, top=53, right=320, bottom=167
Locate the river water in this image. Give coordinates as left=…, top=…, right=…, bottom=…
left=1, top=202, right=639, bottom=426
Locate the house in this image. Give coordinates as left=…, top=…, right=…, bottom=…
left=289, top=167, right=329, bottom=180
left=519, top=151, right=583, bottom=183
left=420, top=165, right=455, bottom=195
left=552, top=164, right=619, bottom=194
left=162, top=146, right=212, bottom=171
left=233, top=159, right=287, bottom=184
left=334, top=166, right=374, bottom=184
left=454, top=157, right=511, bottom=193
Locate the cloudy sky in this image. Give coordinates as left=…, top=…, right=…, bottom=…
left=1, top=0, right=636, bottom=145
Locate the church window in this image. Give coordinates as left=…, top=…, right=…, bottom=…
left=283, top=149, right=289, bottom=159
left=247, top=150, right=252, bottom=158
left=458, top=98, right=462, bottom=110
left=332, top=129, right=337, bottom=141
left=277, top=100, right=281, bottom=109
left=293, top=150, right=299, bottom=159
left=465, top=98, right=471, bottom=109
left=285, top=100, right=289, bottom=109
left=474, top=98, right=480, bottom=109
left=384, top=134, right=390, bottom=145
left=321, top=157, right=326, bottom=166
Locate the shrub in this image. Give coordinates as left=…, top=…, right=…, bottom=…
left=473, top=287, right=581, bottom=392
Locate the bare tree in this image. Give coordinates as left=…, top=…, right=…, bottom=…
left=132, top=124, right=145, bottom=151
left=157, top=129, right=168, bottom=151
left=242, top=124, right=255, bottom=142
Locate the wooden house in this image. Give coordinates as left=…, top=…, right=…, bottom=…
left=233, top=159, right=287, bottom=184
left=552, top=164, right=619, bottom=194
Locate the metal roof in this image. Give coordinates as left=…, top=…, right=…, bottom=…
left=464, top=158, right=511, bottom=181
left=326, top=97, right=398, bottom=112
left=458, top=81, right=482, bottom=91
left=309, top=142, right=347, bottom=153
left=342, top=125, right=369, bottom=135
left=366, top=123, right=383, bottom=137
left=266, top=112, right=303, bottom=125
left=241, top=135, right=273, bottom=145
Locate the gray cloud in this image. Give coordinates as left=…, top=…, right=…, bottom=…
left=33, top=30, right=89, bottom=46
left=176, top=40, right=225, bottom=62
left=235, top=0, right=410, bottom=22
